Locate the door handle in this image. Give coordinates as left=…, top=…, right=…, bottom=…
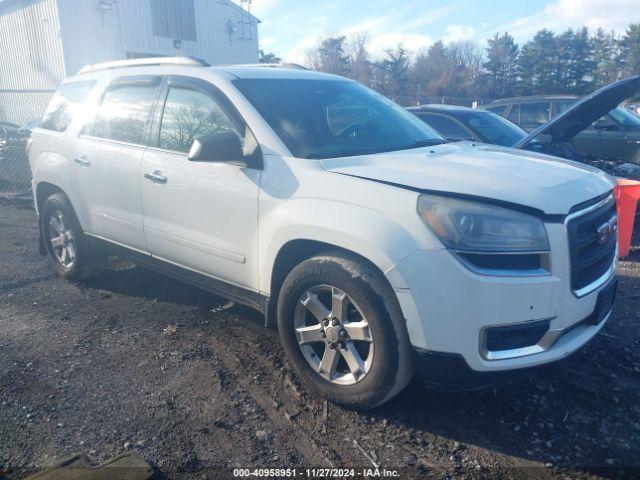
left=75, top=156, right=90, bottom=167
left=145, top=170, right=167, bottom=184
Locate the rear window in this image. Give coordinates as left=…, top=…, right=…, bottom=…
left=416, top=113, right=474, bottom=141
left=485, top=105, right=507, bottom=117
left=461, top=111, right=526, bottom=146
left=40, top=80, right=96, bottom=132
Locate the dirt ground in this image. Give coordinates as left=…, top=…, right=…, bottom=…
left=1, top=204, right=640, bottom=480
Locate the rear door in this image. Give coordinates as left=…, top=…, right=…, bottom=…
left=140, top=76, right=261, bottom=291
left=74, top=76, right=162, bottom=251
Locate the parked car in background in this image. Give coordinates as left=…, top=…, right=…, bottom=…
left=484, top=93, right=640, bottom=164
left=407, top=104, right=527, bottom=146
left=410, top=77, right=640, bottom=180
left=624, top=104, right=640, bottom=116
left=29, top=57, right=618, bottom=409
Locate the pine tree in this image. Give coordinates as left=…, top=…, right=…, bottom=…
left=517, top=29, right=558, bottom=94
left=485, top=33, right=519, bottom=98
left=591, top=28, right=619, bottom=87
left=621, top=23, right=640, bottom=77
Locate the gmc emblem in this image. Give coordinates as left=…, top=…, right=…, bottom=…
left=596, top=216, right=618, bottom=244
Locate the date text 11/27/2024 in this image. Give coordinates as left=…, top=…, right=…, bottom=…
left=233, top=468, right=401, bottom=477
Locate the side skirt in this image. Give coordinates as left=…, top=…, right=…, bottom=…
left=86, top=235, right=269, bottom=315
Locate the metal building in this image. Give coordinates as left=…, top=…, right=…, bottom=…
left=0, top=0, right=260, bottom=124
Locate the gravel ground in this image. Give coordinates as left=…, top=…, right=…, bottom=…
left=1, top=204, right=640, bottom=480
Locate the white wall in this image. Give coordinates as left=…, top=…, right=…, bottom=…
left=58, top=0, right=260, bottom=76
left=0, top=0, right=260, bottom=123
left=0, top=0, right=65, bottom=124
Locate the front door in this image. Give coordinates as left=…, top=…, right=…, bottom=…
left=140, top=77, right=261, bottom=291
left=74, top=76, right=162, bottom=251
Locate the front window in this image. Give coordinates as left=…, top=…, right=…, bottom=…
left=158, top=86, right=240, bottom=153
left=460, top=111, right=527, bottom=146
left=609, top=107, right=640, bottom=129
left=233, top=79, right=443, bottom=159
left=558, top=100, right=640, bottom=130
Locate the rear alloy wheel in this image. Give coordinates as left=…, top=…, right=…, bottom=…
left=41, top=192, right=103, bottom=281
left=294, top=285, right=374, bottom=385
left=277, top=251, right=413, bottom=409
left=47, top=209, right=77, bottom=270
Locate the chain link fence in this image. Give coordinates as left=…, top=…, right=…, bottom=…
left=392, top=95, right=495, bottom=108
left=0, top=90, right=54, bottom=196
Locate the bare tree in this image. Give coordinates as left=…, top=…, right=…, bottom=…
left=346, top=32, right=371, bottom=85
left=373, top=44, right=411, bottom=102
left=304, top=36, right=350, bottom=76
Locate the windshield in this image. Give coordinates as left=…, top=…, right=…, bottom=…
left=459, top=110, right=527, bottom=146
left=233, top=78, right=443, bottom=159
left=609, top=106, right=640, bottom=128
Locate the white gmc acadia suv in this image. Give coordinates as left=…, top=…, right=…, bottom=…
left=29, top=57, right=618, bottom=409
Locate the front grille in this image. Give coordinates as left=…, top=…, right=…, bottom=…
left=567, top=195, right=617, bottom=292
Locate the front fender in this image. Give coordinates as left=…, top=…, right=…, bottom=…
left=259, top=198, right=425, bottom=295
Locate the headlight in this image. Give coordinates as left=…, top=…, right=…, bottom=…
left=417, top=194, right=549, bottom=252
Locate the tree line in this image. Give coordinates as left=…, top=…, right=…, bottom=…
left=260, top=24, right=640, bottom=105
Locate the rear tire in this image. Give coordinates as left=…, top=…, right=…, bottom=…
left=277, top=251, right=413, bottom=409
left=40, top=193, right=103, bottom=281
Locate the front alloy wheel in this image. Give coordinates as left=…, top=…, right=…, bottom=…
left=294, top=285, right=374, bottom=385
left=277, top=252, right=414, bottom=409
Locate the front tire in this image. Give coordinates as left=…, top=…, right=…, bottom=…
left=40, top=193, right=101, bottom=281
left=277, top=251, right=413, bottom=409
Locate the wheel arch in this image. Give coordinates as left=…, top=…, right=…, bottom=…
left=265, top=237, right=411, bottom=329
left=35, top=181, right=65, bottom=215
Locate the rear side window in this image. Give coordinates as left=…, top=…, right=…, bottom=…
left=40, top=80, right=96, bottom=132
left=416, top=113, right=474, bottom=141
left=158, top=86, right=239, bottom=153
left=519, top=102, right=551, bottom=129
left=90, top=82, right=159, bottom=145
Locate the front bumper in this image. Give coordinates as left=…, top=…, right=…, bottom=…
left=386, top=221, right=617, bottom=374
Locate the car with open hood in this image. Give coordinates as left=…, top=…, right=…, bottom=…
left=28, top=57, right=618, bottom=408
left=483, top=78, right=640, bottom=165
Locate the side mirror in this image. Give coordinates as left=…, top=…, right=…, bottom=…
left=593, top=119, right=617, bottom=131
left=188, top=132, right=245, bottom=165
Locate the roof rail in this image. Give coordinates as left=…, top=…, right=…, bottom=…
left=77, top=56, right=210, bottom=75
left=228, top=63, right=309, bottom=70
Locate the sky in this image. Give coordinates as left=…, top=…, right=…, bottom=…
left=245, top=0, right=640, bottom=63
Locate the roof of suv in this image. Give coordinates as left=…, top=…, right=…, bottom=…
left=209, top=65, right=343, bottom=80
left=74, top=57, right=345, bottom=82
left=486, top=95, right=579, bottom=107
left=407, top=104, right=477, bottom=113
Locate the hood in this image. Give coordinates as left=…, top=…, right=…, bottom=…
left=515, top=76, right=640, bottom=149
left=321, top=142, right=615, bottom=215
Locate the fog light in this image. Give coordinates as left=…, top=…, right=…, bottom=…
left=485, top=319, right=551, bottom=352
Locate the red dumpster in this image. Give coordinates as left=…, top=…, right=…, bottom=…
left=614, top=178, right=640, bottom=258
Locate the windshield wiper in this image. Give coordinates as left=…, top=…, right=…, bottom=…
left=306, top=140, right=447, bottom=159
left=399, top=139, right=448, bottom=150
